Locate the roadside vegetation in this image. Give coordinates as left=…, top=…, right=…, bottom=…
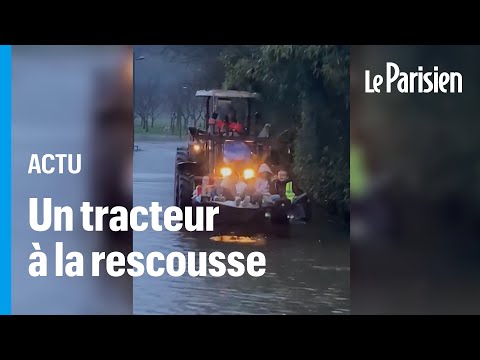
left=134, top=45, right=350, bottom=221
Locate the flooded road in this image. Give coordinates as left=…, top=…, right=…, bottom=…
left=133, top=138, right=350, bottom=314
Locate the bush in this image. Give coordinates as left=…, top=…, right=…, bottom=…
left=221, top=45, right=350, bottom=219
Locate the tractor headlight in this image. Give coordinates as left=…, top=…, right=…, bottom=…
left=243, top=168, right=255, bottom=180
left=220, top=167, right=232, bottom=177
left=193, top=144, right=201, bottom=152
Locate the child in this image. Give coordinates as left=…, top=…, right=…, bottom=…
left=192, top=176, right=211, bottom=203
left=234, top=176, right=249, bottom=207
left=211, top=178, right=226, bottom=202
left=220, top=173, right=237, bottom=201
left=254, top=163, right=275, bottom=206
left=270, top=169, right=304, bottom=204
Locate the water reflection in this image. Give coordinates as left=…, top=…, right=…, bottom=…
left=210, top=235, right=267, bottom=246
left=134, top=140, right=350, bottom=315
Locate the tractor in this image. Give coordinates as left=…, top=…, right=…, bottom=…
left=174, top=89, right=306, bottom=224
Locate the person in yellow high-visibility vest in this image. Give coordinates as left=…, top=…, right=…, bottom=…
left=270, top=170, right=303, bottom=204
left=285, top=181, right=296, bottom=202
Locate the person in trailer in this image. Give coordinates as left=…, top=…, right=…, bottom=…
left=270, top=169, right=304, bottom=205
left=192, top=176, right=212, bottom=203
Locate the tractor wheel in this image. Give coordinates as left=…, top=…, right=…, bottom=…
left=174, top=147, right=188, bottom=205
left=174, top=148, right=194, bottom=208
left=176, top=170, right=194, bottom=208
left=175, top=147, right=189, bottom=169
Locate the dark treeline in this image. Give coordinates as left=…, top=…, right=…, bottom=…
left=134, top=45, right=350, bottom=220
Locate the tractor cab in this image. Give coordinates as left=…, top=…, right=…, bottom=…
left=187, top=89, right=271, bottom=181
left=196, top=89, right=261, bottom=136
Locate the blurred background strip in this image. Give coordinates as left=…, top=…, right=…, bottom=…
left=351, top=45, right=480, bottom=314
left=0, top=45, right=11, bottom=315
left=11, top=46, right=132, bottom=314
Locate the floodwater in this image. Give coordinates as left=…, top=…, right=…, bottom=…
left=133, top=138, right=350, bottom=315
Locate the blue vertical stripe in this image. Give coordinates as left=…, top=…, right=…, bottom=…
left=0, top=45, right=11, bottom=315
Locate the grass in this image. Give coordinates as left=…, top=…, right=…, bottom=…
left=134, top=122, right=189, bottom=141
left=134, top=116, right=192, bottom=138
left=134, top=124, right=171, bottom=135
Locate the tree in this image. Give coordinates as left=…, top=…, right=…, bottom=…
left=135, top=79, right=162, bottom=132
left=221, top=45, right=350, bottom=219
left=180, top=93, right=204, bottom=129
left=160, top=63, right=213, bottom=134
left=134, top=45, right=230, bottom=135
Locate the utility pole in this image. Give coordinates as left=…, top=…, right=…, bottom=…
left=133, top=52, right=145, bottom=128
left=132, top=51, right=145, bottom=148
